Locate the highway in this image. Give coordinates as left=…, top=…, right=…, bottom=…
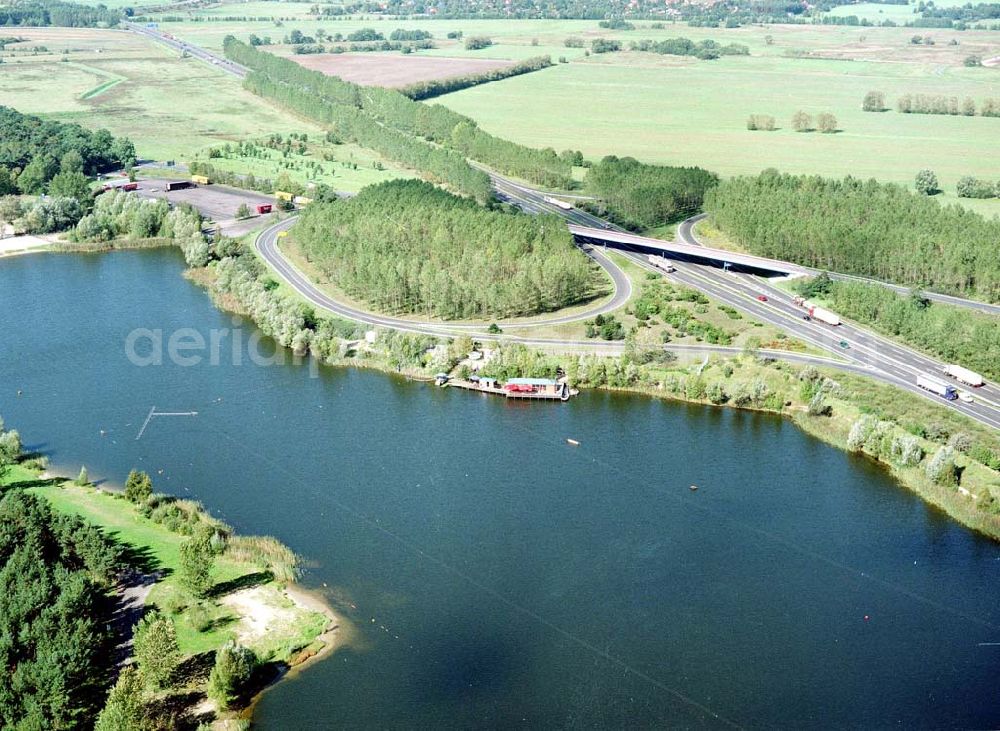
left=124, top=21, right=248, bottom=78
left=127, top=22, right=999, bottom=429
left=254, top=217, right=869, bottom=372
left=490, top=176, right=1000, bottom=430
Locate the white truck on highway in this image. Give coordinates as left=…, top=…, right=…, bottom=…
left=543, top=195, right=574, bottom=211
left=793, top=296, right=841, bottom=326
left=943, top=364, right=984, bottom=387
left=917, top=374, right=959, bottom=400
left=646, top=254, right=675, bottom=273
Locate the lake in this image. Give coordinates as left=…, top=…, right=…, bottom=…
left=1, top=249, right=998, bottom=728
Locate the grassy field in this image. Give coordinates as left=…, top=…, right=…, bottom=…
left=434, top=30, right=1000, bottom=214
left=0, top=28, right=410, bottom=189
left=23, top=479, right=330, bottom=661
left=147, top=14, right=1000, bottom=214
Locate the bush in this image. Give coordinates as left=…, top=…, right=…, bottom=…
left=890, top=434, right=924, bottom=467
left=208, top=642, right=257, bottom=710
left=124, top=469, right=152, bottom=504
left=862, top=90, right=886, bottom=111
left=914, top=169, right=938, bottom=195
left=187, top=603, right=213, bottom=632
left=925, top=445, right=958, bottom=486
left=956, top=176, right=996, bottom=199
left=465, top=36, right=492, bottom=50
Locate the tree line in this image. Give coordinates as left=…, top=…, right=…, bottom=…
left=704, top=170, right=1000, bottom=302
left=0, top=0, right=120, bottom=27
left=400, top=55, right=553, bottom=100
left=293, top=179, right=599, bottom=319
left=223, top=37, right=576, bottom=190
left=628, top=37, right=750, bottom=59
left=799, top=274, right=1000, bottom=383
left=583, top=155, right=719, bottom=230
left=0, top=105, right=135, bottom=195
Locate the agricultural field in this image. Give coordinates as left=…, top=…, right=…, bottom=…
left=0, top=28, right=411, bottom=188
left=288, top=52, right=515, bottom=88
left=146, top=13, right=1000, bottom=213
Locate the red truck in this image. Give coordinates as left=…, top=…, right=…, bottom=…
left=122, top=182, right=138, bottom=191
left=255, top=203, right=272, bottom=215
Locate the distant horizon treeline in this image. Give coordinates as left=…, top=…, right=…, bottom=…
left=294, top=179, right=598, bottom=319
left=705, top=170, right=1000, bottom=303
left=0, top=0, right=120, bottom=27
left=224, top=37, right=578, bottom=192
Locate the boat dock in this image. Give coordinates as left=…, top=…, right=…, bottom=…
left=440, top=376, right=573, bottom=401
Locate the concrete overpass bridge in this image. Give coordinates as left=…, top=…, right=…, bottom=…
left=567, top=224, right=812, bottom=277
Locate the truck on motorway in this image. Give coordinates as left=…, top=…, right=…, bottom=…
left=917, top=374, right=958, bottom=400
left=808, top=306, right=840, bottom=326
left=792, top=296, right=841, bottom=326
left=646, top=254, right=675, bottom=273
left=943, top=364, right=984, bottom=387
left=543, top=196, right=574, bottom=211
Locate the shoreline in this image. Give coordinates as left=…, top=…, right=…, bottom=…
left=13, top=468, right=347, bottom=728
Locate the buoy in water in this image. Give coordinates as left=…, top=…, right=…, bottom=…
left=566, top=439, right=580, bottom=446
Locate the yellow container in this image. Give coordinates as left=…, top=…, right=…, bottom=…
left=191, top=174, right=210, bottom=185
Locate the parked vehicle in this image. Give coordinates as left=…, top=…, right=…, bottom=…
left=122, top=182, right=138, bottom=191
left=191, top=174, right=210, bottom=185
left=917, top=374, right=958, bottom=400
left=943, top=364, right=984, bottom=387
left=165, top=180, right=193, bottom=191
left=255, top=203, right=272, bottom=215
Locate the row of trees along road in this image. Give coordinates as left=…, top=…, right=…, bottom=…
left=223, top=37, right=577, bottom=192
left=584, top=155, right=719, bottom=230
left=704, top=170, right=1000, bottom=303
left=800, top=274, right=1000, bottom=383
left=294, top=179, right=599, bottom=320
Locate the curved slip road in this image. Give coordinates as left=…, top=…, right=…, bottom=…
left=253, top=216, right=870, bottom=371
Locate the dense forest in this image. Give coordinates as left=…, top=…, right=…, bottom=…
left=400, top=55, right=552, bottom=100
left=798, top=275, right=1000, bottom=382
left=0, top=105, right=135, bottom=193
left=224, top=38, right=575, bottom=189
left=584, top=156, right=719, bottom=229
left=293, top=179, right=598, bottom=319
left=0, top=489, right=123, bottom=728
left=0, top=0, right=120, bottom=27
left=704, top=171, right=1000, bottom=302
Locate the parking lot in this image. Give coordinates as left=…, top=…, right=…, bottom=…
left=133, top=178, right=277, bottom=232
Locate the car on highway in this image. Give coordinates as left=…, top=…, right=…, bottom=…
left=838, top=340, right=850, bottom=349
left=756, top=295, right=768, bottom=302
left=802, top=315, right=811, bottom=321
left=958, top=391, right=974, bottom=403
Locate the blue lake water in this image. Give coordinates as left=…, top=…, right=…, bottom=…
left=1, top=249, right=998, bottom=728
